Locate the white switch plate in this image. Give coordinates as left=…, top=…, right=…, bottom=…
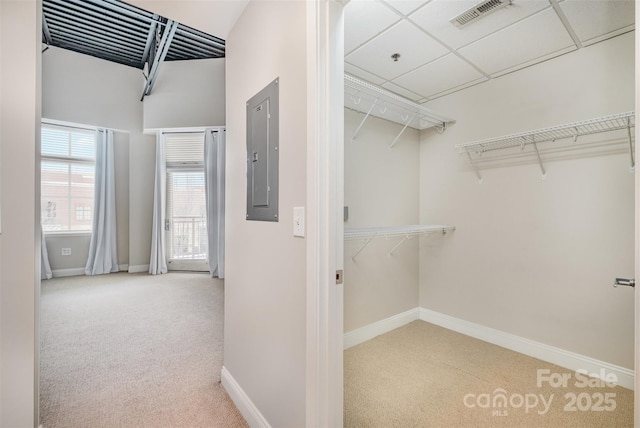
left=293, top=207, right=305, bottom=237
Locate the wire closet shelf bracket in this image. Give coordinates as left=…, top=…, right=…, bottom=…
left=345, top=74, right=456, bottom=148
left=345, top=225, right=456, bottom=260
left=454, top=111, right=636, bottom=182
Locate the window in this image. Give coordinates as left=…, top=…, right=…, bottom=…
left=41, top=123, right=96, bottom=232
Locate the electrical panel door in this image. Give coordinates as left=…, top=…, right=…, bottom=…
left=246, top=78, right=279, bottom=221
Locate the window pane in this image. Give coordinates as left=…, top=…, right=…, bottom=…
left=41, top=128, right=71, bottom=157
left=71, top=132, right=95, bottom=158
left=70, top=164, right=95, bottom=231
left=41, top=161, right=69, bottom=232
left=167, top=171, right=207, bottom=259
left=41, top=125, right=95, bottom=160
left=41, top=123, right=96, bottom=232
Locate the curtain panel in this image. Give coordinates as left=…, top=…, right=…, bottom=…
left=149, top=132, right=168, bottom=274
left=204, top=129, right=226, bottom=278
left=85, top=129, right=119, bottom=275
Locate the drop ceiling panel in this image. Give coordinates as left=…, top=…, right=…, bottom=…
left=383, top=0, right=429, bottom=16
left=457, top=8, right=576, bottom=76
left=380, top=81, right=422, bottom=101
left=344, top=0, right=401, bottom=54
left=344, top=63, right=386, bottom=85
left=346, top=20, right=449, bottom=80
left=393, top=53, right=486, bottom=98
left=409, top=0, right=550, bottom=50
left=559, top=0, right=635, bottom=46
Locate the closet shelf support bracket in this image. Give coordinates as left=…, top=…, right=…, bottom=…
left=351, top=236, right=374, bottom=261
left=389, top=113, right=416, bottom=149
left=466, top=150, right=483, bottom=183
left=351, top=99, right=378, bottom=141
left=532, top=141, right=546, bottom=179
left=388, top=235, right=411, bottom=256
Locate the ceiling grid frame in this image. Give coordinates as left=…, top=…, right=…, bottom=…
left=344, top=0, right=635, bottom=105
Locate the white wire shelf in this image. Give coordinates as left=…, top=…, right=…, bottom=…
left=345, top=225, right=456, bottom=260
left=345, top=74, right=456, bottom=147
left=455, top=112, right=635, bottom=181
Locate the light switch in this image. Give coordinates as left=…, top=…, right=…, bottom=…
left=293, top=207, right=305, bottom=237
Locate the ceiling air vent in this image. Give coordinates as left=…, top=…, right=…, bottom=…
left=450, top=0, right=512, bottom=28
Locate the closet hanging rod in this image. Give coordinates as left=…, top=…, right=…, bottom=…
left=344, top=74, right=456, bottom=132
left=455, top=111, right=635, bottom=154
left=455, top=112, right=635, bottom=181
left=345, top=225, right=455, bottom=260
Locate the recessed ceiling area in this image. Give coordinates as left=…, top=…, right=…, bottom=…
left=345, top=0, right=635, bottom=103
left=42, top=0, right=225, bottom=70
left=42, top=0, right=228, bottom=99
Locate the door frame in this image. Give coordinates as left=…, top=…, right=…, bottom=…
left=634, top=4, right=639, bottom=424
left=306, top=0, right=346, bottom=426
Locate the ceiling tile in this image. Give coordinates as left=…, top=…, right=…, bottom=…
left=344, top=0, right=401, bottom=54
left=382, top=0, right=430, bottom=16
left=559, top=0, right=635, bottom=46
left=380, top=81, right=423, bottom=101
left=345, top=63, right=386, bottom=85
left=393, top=54, right=485, bottom=98
left=345, top=20, right=449, bottom=80
left=409, top=0, right=549, bottom=50
left=457, top=8, right=576, bottom=76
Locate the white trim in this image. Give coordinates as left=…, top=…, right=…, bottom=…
left=42, top=118, right=129, bottom=134
left=43, top=231, right=92, bottom=238
left=305, top=1, right=345, bottom=427
left=128, top=264, right=150, bottom=273
left=143, top=125, right=225, bottom=136
left=419, top=308, right=635, bottom=390
left=344, top=308, right=419, bottom=349
left=51, top=268, right=85, bottom=278
left=634, top=6, right=640, bottom=425
left=118, top=264, right=129, bottom=272
left=221, top=366, right=271, bottom=428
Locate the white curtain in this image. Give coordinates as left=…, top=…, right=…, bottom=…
left=149, top=132, right=168, bottom=275
left=41, top=224, right=53, bottom=280
left=85, top=129, right=119, bottom=275
left=204, top=129, right=226, bottom=278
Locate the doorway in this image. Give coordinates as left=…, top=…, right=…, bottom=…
left=340, top=1, right=637, bottom=426
left=164, top=131, right=209, bottom=272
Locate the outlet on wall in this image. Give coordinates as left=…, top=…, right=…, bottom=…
left=61, top=248, right=72, bottom=256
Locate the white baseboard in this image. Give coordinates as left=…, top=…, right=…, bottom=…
left=419, top=308, right=635, bottom=390
left=128, top=264, right=149, bottom=273
left=344, top=308, right=419, bottom=349
left=221, top=366, right=271, bottom=428
left=51, top=267, right=85, bottom=278
left=118, top=264, right=129, bottom=272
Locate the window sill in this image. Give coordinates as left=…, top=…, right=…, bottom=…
left=43, top=231, right=92, bottom=238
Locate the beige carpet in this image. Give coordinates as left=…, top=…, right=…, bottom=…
left=345, top=320, right=633, bottom=428
left=40, top=272, right=247, bottom=428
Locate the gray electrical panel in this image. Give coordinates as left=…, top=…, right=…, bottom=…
left=246, top=78, right=279, bottom=221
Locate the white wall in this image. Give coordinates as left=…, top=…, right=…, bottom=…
left=344, top=108, right=420, bottom=331
left=419, top=32, right=635, bottom=369
left=0, top=0, right=40, bottom=425
left=224, top=1, right=308, bottom=426
left=42, top=47, right=143, bottom=272
left=143, top=58, right=225, bottom=130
